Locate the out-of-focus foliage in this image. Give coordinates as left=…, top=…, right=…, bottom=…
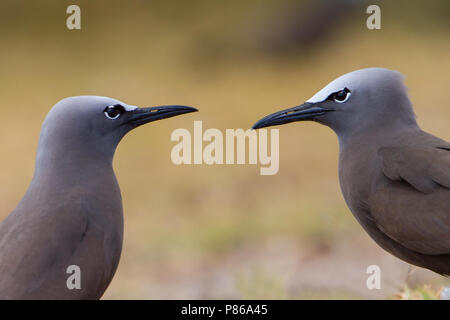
left=393, top=285, right=442, bottom=300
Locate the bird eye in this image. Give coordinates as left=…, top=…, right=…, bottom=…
left=103, top=105, right=125, bottom=120
left=329, top=88, right=351, bottom=103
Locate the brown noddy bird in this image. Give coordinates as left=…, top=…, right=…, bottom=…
left=0, top=96, right=197, bottom=299
left=252, top=68, right=450, bottom=275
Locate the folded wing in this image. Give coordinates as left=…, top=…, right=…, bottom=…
left=369, top=143, right=450, bottom=255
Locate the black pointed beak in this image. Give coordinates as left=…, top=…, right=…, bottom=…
left=127, top=105, right=198, bottom=127
left=252, top=103, right=333, bottom=129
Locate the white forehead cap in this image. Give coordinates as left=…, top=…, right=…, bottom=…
left=102, top=97, right=137, bottom=111
left=103, top=97, right=137, bottom=111
left=306, top=68, right=393, bottom=103
left=306, top=71, right=361, bottom=103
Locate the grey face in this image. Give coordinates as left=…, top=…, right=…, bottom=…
left=38, top=96, right=197, bottom=161
left=252, top=68, right=416, bottom=136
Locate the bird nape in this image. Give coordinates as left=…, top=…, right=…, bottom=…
left=253, top=68, right=450, bottom=276
left=0, top=96, right=197, bottom=299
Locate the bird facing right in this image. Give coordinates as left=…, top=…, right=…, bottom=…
left=253, top=68, right=450, bottom=276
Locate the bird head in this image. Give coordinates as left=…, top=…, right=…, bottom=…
left=38, top=96, right=197, bottom=162
left=252, top=68, right=417, bottom=138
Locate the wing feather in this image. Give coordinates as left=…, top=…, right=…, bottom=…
left=369, top=144, right=450, bottom=255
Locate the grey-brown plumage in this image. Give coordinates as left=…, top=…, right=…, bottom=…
left=253, top=68, right=450, bottom=275
left=0, top=96, right=197, bottom=299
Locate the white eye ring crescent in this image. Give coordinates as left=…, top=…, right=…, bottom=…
left=104, top=106, right=121, bottom=120
left=334, top=91, right=351, bottom=103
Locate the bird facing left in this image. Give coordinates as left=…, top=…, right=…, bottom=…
left=0, top=96, right=198, bottom=299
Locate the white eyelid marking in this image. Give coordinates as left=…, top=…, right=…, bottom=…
left=104, top=110, right=120, bottom=120
left=335, top=91, right=351, bottom=103
left=307, top=87, right=347, bottom=103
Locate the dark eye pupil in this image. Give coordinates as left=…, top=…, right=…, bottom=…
left=335, top=90, right=347, bottom=101
left=107, top=107, right=120, bottom=117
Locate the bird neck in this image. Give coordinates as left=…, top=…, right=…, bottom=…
left=337, top=119, right=420, bottom=151
left=30, top=135, right=119, bottom=191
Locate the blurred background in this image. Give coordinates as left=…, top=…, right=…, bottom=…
left=0, top=0, right=449, bottom=299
